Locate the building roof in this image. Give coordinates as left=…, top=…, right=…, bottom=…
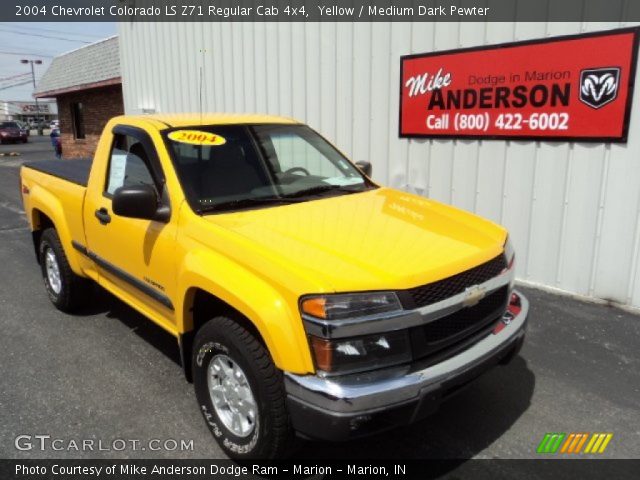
left=118, top=113, right=301, bottom=128
left=34, top=36, right=120, bottom=98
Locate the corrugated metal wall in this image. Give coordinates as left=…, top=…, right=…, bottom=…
left=118, top=20, right=640, bottom=309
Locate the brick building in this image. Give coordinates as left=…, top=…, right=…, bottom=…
left=34, top=36, right=123, bottom=158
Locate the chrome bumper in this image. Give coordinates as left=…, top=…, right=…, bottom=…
left=284, top=291, right=528, bottom=439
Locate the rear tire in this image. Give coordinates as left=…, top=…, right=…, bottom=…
left=39, top=228, right=91, bottom=312
left=192, top=316, right=294, bottom=459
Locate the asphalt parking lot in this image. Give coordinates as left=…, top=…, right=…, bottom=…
left=0, top=136, right=638, bottom=462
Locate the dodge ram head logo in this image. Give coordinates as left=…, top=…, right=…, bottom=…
left=579, top=67, right=620, bottom=109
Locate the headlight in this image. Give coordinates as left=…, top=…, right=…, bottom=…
left=300, top=292, right=402, bottom=320
left=309, top=330, right=411, bottom=374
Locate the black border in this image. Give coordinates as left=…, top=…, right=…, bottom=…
left=398, top=27, right=640, bottom=143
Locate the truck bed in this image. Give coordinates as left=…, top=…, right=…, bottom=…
left=22, top=159, right=91, bottom=187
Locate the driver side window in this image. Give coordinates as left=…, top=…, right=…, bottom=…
left=106, top=134, right=155, bottom=195
left=105, top=134, right=155, bottom=195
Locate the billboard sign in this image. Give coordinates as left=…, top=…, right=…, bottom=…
left=21, top=103, right=50, bottom=114
left=399, top=28, right=639, bottom=142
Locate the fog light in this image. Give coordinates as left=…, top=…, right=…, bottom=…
left=494, top=292, right=522, bottom=334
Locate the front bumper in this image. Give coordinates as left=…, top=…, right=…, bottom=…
left=284, top=290, right=528, bottom=441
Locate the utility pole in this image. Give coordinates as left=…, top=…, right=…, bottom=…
left=20, top=59, right=43, bottom=135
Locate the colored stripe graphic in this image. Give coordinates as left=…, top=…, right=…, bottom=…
left=540, top=433, right=614, bottom=454
left=536, top=433, right=553, bottom=453
left=574, top=433, right=589, bottom=453
left=537, top=433, right=565, bottom=453
left=598, top=434, right=614, bottom=453
left=560, top=433, right=575, bottom=453
left=560, top=433, right=589, bottom=454
left=584, top=433, right=613, bottom=454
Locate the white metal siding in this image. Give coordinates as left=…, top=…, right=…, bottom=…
left=118, top=20, right=640, bottom=308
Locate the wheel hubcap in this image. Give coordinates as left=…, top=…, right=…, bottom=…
left=45, top=248, right=62, bottom=294
left=207, top=354, right=257, bottom=437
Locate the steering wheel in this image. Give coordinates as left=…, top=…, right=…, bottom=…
left=283, top=166, right=311, bottom=176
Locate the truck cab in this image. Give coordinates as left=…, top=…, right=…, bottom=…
left=21, top=114, right=528, bottom=458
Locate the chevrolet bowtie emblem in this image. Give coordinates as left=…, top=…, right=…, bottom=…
left=462, top=285, right=486, bottom=307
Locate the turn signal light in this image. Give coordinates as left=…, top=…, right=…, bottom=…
left=310, top=337, right=333, bottom=371
left=300, top=292, right=402, bottom=320
left=309, top=331, right=411, bottom=374
left=301, top=297, right=327, bottom=319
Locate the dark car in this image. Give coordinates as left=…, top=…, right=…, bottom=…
left=0, top=121, right=28, bottom=144
left=16, top=121, right=30, bottom=137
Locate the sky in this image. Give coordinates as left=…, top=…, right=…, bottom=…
left=0, top=22, right=117, bottom=103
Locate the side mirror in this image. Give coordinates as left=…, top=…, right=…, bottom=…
left=112, top=184, right=169, bottom=222
left=355, top=161, right=372, bottom=177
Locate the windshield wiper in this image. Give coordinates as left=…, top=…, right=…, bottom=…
left=283, top=184, right=365, bottom=199
left=198, top=185, right=367, bottom=213
left=198, top=196, right=298, bottom=213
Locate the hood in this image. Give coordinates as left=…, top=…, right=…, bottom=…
left=205, top=188, right=507, bottom=293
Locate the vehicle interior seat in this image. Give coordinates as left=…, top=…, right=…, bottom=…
left=194, top=144, right=272, bottom=200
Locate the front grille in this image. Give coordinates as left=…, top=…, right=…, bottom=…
left=409, top=286, right=509, bottom=362
left=399, top=254, right=507, bottom=309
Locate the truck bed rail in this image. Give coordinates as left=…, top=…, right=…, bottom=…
left=23, top=159, right=92, bottom=187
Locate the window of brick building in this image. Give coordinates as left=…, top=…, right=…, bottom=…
left=71, top=102, right=85, bottom=139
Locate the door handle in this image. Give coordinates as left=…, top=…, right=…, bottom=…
left=95, top=207, right=111, bottom=225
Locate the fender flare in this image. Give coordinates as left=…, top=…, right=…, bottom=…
left=29, top=185, right=85, bottom=275
left=176, top=249, right=315, bottom=374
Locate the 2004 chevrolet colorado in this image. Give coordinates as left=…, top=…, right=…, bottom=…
left=21, top=114, right=528, bottom=459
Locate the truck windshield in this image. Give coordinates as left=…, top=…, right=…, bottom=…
left=165, top=124, right=374, bottom=213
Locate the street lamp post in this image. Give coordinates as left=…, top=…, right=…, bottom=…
left=20, top=59, right=43, bottom=135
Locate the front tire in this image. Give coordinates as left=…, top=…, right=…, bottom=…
left=39, top=228, right=91, bottom=312
left=192, top=316, right=294, bottom=459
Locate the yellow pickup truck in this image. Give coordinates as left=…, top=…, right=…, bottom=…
left=20, top=114, right=527, bottom=459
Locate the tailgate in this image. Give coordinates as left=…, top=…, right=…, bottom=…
left=21, top=164, right=88, bottom=252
